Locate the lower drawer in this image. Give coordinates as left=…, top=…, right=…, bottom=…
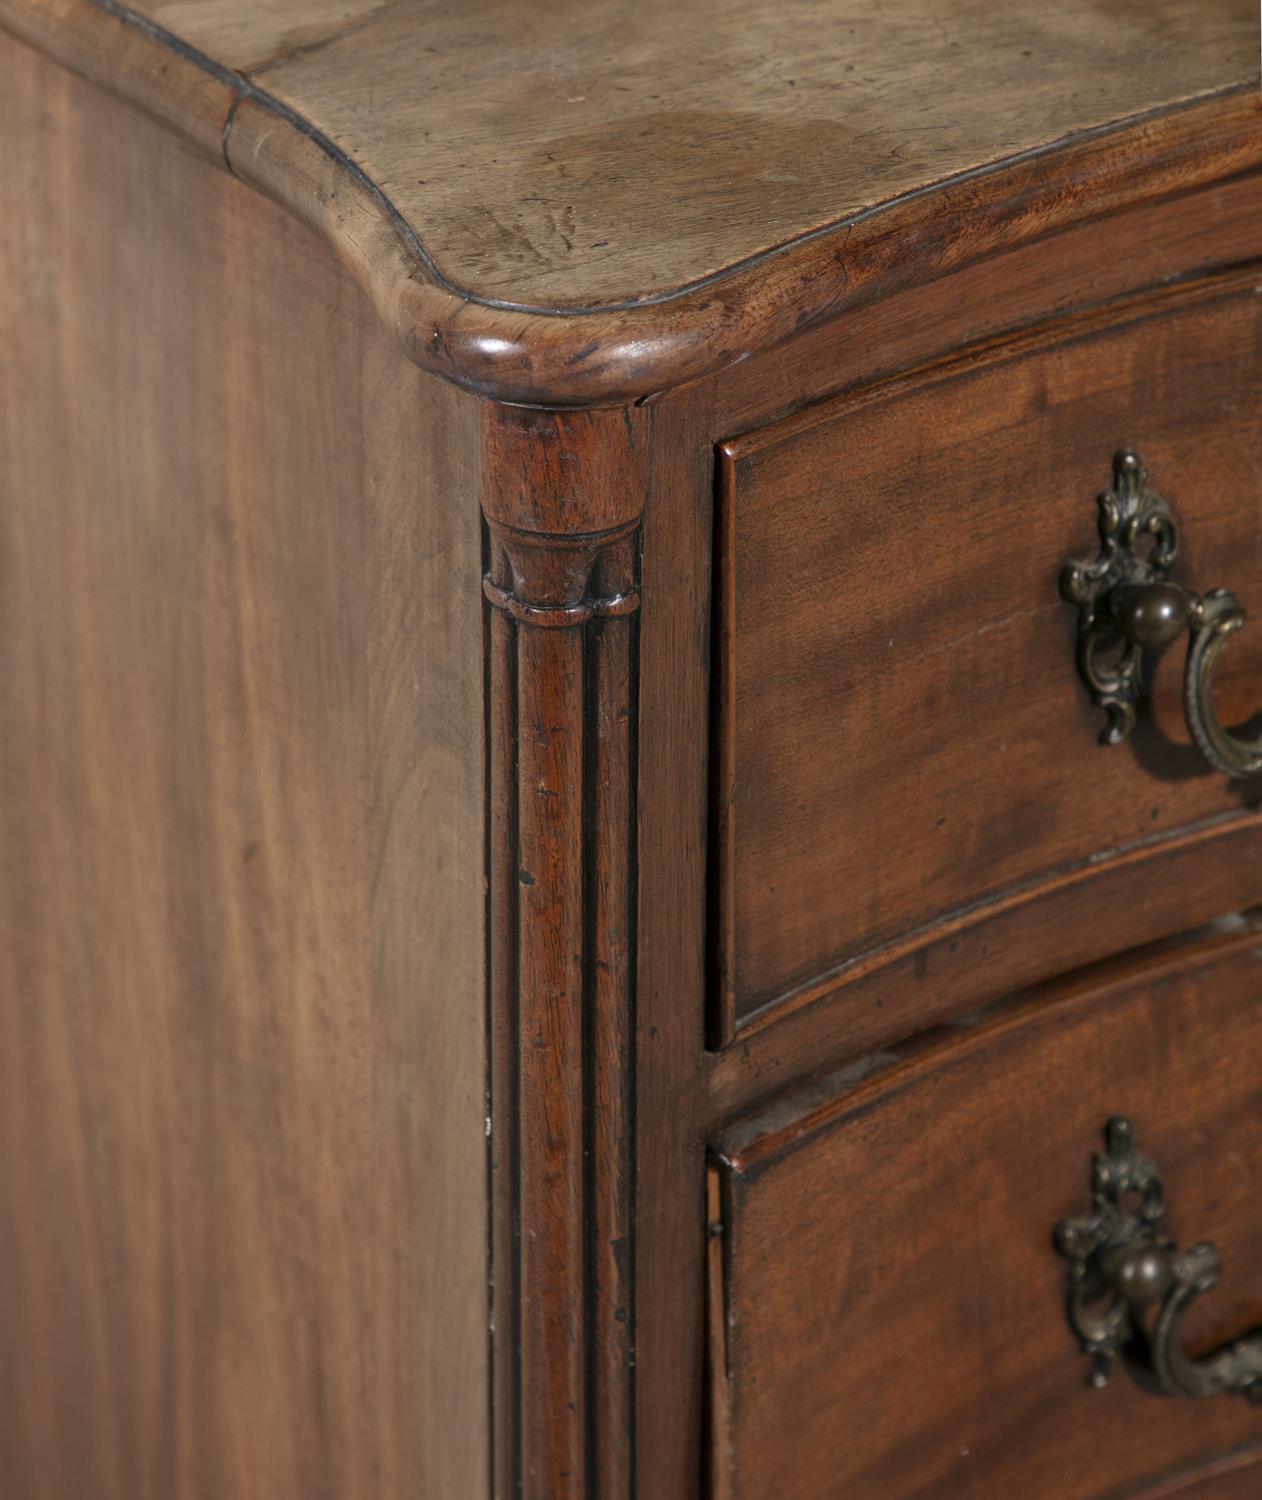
left=708, top=919, right=1262, bottom=1500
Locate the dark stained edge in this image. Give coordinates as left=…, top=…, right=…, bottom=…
left=706, top=449, right=738, bottom=1049
left=484, top=533, right=523, bottom=1500
left=1120, top=1441, right=1262, bottom=1499
left=482, top=529, right=494, bottom=1500
left=1, top=0, right=1259, bottom=405
left=581, top=618, right=602, bottom=1500
left=703, top=1159, right=734, bottom=1500
left=614, top=569, right=641, bottom=1500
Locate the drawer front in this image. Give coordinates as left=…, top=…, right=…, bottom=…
left=713, top=271, right=1262, bottom=1040
left=708, top=921, right=1262, bottom=1500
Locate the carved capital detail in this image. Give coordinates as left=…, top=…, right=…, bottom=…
left=482, top=518, right=641, bottom=628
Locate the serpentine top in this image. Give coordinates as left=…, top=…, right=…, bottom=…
left=2, top=0, right=1258, bottom=399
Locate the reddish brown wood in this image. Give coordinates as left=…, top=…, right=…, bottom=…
left=704, top=813, right=1262, bottom=1121
left=631, top=183, right=1262, bottom=1498
left=7, top=6, right=1262, bottom=1500
left=706, top=166, right=1262, bottom=436
left=1130, top=1446, right=1262, bottom=1499
left=633, top=384, right=718, bottom=1499
left=482, top=407, right=645, bottom=1500
left=713, top=268, right=1262, bottom=1042
left=710, top=920, right=1262, bottom=1500
left=480, top=405, right=646, bottom=539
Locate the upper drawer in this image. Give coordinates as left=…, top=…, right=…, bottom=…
left=708, top=920, right=1262, bottom=1500
left=713, top=271, right=1262, bottom=1042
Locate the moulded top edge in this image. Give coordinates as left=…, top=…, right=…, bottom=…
left=4, top=0, right=1260, bottom=405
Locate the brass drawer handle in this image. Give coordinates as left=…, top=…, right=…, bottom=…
left=1060, top=451, right=1261, bottom=777
left=1054, top=1117, right=1262, bottom=1402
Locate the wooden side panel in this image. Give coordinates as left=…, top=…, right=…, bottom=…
left=0, top=37, right=486, bottom=1500
left=710, top=921, right=1262, bottom=1500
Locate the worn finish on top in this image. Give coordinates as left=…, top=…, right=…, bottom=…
left=84, top=0, right=1261, bottom=309
left=4, top=0, right=1259, bottom=400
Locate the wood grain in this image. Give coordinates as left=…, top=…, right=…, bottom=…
left=710, top=919, right=1262, bottom=1500
left=7, top=6, right=1262, bottom=1499
left=707, top=165, right=1262, bottom=436
left=715, top=269, right=1262, bottom=1039
left=1, top=1, right=1258, bottom=402
left=0, top=38, right=487, bottom=1500
left=84, top=0, right=1262, bottom=308
left=1127, top=1446, right=1262, bottom=1499
left=704, top=814, right=1262, bottom=1122
left=482, top=407, right=646, bottom=1500
left=632, top=383, right=718, bottom=1499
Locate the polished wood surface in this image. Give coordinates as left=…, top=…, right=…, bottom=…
left=483, top=405, right=646, bottom=1499
left=5, top=5, right=1262, bottom=1500
left=710, top=921, right=1262, bottom=1500
left=715, top=272, right=1262, bottom=1039
left=0, top=37, right=486, bottom=1500
left=1, top=0, right=1258, bottom=401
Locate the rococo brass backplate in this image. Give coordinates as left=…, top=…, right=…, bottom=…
left=1054, top=1117, right=1262, bottom=1402
left=1060, top=450, right=1262, bottom=778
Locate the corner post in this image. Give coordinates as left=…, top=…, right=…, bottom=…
left=482, top=405, right=645, bottom=1500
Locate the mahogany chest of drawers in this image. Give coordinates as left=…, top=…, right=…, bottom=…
left=3, top=3, right=1262, bottom=1497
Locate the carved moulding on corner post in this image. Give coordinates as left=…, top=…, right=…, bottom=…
left=483, top=523, right=640, bottom=628
left=481, top=402, right=644, bottom=1500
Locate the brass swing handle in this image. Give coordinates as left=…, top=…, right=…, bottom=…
left=1054, top=1118, right=1262, bottom=1403
left=1060, top=450, right=1262, bottom=778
